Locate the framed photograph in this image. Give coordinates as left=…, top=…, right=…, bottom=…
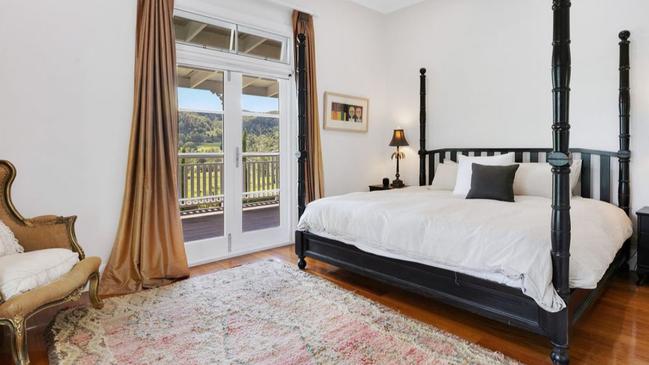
left=323, top=92, right=369, bottom=132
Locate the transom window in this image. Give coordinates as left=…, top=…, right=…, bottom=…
left=173, top=12, right=288, bottom=63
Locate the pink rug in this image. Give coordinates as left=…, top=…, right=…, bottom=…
left=49, top=260, right=520, bottom=364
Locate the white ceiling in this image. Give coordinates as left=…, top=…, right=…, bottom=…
left=348, top=0, right=425, bottom=14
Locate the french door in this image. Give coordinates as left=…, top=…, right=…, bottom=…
left=176, top=64, right=291, bottom=266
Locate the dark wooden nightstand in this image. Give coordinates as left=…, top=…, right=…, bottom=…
left=368, top=184, right=408, bottom=192
left=637, top=207, right=649, bottom=284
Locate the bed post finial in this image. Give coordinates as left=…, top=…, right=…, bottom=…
left=619, top=30, right=631, bottom=41
left=297, top=33, right=308, bottom=219
left=418, top=68, right=427, bottom=186
left=548, top=1, right=571, bottom=364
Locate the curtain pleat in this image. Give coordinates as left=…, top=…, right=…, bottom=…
left=293, top=11, right=325, bottom=202
left=101, top=0, right=189, bottom=296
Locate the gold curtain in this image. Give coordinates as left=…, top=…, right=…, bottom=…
left=101, top=0, right=189, bottom=296
left=293, top=11, right=325, bottom=202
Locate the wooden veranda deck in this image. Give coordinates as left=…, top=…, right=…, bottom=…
left=181, top=205, right=280, bottom=242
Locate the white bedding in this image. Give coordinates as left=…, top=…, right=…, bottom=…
left=297, top=187, right=633, bottom=312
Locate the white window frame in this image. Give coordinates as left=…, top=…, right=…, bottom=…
left=236, top=25, right=289, bottom=63
left=174, top=8, right=290, bottom=65
left=174, top=10, right=236, bottom=53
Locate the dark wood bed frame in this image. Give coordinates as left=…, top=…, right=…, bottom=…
left=294, top=2, right=631, bottom=363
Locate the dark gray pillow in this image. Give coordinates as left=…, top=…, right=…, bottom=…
left=466, top=163, right=519, bottom=202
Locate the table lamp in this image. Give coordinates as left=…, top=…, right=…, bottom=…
left=389, top=129, right=409, bottom=188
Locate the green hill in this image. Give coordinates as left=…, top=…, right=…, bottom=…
left=179, top=111, right=279, bottom=153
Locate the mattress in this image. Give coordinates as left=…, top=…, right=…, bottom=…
left=297, top=187, right=633, bottom=312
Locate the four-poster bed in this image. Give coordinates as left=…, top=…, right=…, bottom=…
left=294, top=1, right=632, bottom=364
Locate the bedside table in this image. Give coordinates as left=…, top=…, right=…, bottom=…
left=368, top=184, right=408, bottom=192
left=637, top=207, right=649, bottom=284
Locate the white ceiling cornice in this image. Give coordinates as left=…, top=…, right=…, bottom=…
left=348, top=0, right=425, bottom=14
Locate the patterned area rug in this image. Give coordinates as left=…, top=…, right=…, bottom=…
left=49, top=260, right=520, bottom=364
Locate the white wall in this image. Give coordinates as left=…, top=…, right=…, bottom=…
left=191, top=0, right=394, bottom=196
left=0, top=1, right=136, bottom=265
left=0, top=0, right=388, bottom=264
left=279, top=0, right=393, bottom=196
left=311, top=1, right=392, bottom=196
left=2, top=0, right=646, bottom=265
left=180, top=0, right=394, bottom=197
left=385, top=0, right=649, bottom=217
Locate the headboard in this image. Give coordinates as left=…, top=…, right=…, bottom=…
left=426, top=148, right=620, bottom=204
left=418, top=30, right=631, bottom=214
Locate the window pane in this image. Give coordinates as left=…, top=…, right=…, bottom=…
left=177, top=66, right=224, bottom=113
left=174, top=16, right=232, bottom=52
left=241, top=75, right=279, bottom=114
left=242, top=75, right=280, bottom=232
left=237, top=31, right=283, bottom=61
left=177, top=65, right=225, bottom=242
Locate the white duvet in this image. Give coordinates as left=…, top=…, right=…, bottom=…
left=297, top=187, right=633, bottom=312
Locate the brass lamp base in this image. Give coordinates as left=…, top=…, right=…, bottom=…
left=391, top=179, right=404, bottom=188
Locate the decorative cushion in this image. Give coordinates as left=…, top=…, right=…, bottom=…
left=430, top=162, right=457, bottom=190
left=0, top=248, right=79, bottom=302
left=453, top=153, right=515, bottom=197
left=466, top=163, right=519, bottom=202
left=0, top=219, right=23, bottom=257
left=513, top=160, right=582, bottom=198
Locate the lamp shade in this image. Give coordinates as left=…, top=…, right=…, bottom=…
left=389, top=129, right=409, bottom=147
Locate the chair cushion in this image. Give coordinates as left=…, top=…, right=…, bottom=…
left=0, top=248, right=79, bottom=301
left=0, top=219, right=24, bottom=257
left=0, top=256, right=100, bottom=318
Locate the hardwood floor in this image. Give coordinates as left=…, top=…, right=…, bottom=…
left=2, top=245, right=649, bottom=364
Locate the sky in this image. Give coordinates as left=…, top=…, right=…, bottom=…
left=178, top=87, right=278, bottom=113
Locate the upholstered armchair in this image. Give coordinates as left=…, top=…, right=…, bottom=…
left=0, top=160, right=103, bottom=365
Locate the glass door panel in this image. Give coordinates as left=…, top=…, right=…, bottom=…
left=176, top=65, right=290, bottom=264
left=176, top=65, right=226, bottom=242
left=240, top=74, right=280, bottom=232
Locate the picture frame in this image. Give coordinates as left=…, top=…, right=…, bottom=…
left=323, top=92, right=369, bottom=132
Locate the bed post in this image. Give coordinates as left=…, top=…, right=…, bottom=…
left=419, top=68, right=427, bottom=186
left=297, top=33, right=307, bottom=219
left=548, top=1, right=571, bottom=364
left=618, top=30, right=631, bottom=269
left=618, top=30, right=631, bottom=215
left=296, top=33, right=307, bottom=269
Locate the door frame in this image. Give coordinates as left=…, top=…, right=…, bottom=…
left=177, top=41, right=296, bottom=267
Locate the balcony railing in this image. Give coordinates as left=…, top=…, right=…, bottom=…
left=178, top=152, right=279, bottom=215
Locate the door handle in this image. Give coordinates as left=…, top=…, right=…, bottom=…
left=235, top=147, right=241, bottom=168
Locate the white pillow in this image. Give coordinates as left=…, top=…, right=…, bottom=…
left=0, top=248, right=79, bottom=301
left=513, top=160, right=582, bottom=198
left=453, top=153, right=516, bottom=197
left=430, top=162, right=457, bottom=190
left=513, top=163, right=552, bottom=197
left=0, top=220, right=23, bottom=257
left=570, top=160, right=582, bottom=194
